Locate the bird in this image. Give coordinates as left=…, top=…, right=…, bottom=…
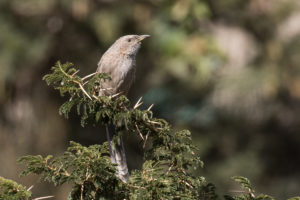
left=96, top=34, right=150, bottom=183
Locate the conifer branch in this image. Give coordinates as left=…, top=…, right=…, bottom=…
left=17, top=61, right=293, bottom=200
left=82, top=72, right=97, bottom=81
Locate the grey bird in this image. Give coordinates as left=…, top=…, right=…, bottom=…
left=96, top=34, right=150, bottom=182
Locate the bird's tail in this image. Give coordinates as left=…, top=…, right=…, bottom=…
left=106, top=126, right=129, bottom=183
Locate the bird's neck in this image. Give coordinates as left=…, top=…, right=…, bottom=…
left=119, top=51, right=137, bottom=59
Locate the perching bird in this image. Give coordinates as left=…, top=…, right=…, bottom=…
left=96, top=35, right=150, bottom=182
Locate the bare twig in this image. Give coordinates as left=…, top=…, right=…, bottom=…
left=147, top=120, right=161, bottom=125
left=143, top=131, right=150, bottom=149
left=110, top=92, right=122, bottom=99
left=92, top=94, right=98, bottom=99
left=134, top=97, right=143, bottom=109
left=135, top=124, right=144, bottom=141
left=27, top=185, right=34, bottom=191
left=81, top=72, right=96, bottom=81
left=77, top=82, right=92, bottom=100
left=82, top=81, right=89, bottom=86
left=147, top=104, right=154, bottom=111
left=181, top=180, right=193, bottom=189
left=71, top=70, right=80, bottom=77
left=166, top=163, right=174, bottom=175
left=32, top=196, right=54, bottom=200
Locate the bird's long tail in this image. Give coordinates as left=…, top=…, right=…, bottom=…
left=106, top=126, right=129, bottom=183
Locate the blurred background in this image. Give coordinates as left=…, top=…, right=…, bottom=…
left=1, top=0, right=300, bottom=199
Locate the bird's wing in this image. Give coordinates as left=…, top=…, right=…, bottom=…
left=97, top=53, right=121, bottom=95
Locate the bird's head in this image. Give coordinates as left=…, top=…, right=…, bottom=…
left=111, top=35, right=150, bottom=56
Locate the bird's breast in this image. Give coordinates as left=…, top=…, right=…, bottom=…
left=101, top=55, right=135, bottom=95
left=118, top=56, right=135, bottom=78
left=115, top=56, right=136, bottom=94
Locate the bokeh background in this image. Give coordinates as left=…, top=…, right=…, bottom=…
left=1, top=0, right=300, bottom=199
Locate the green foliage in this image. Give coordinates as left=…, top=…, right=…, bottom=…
left=43, top=61, right=111, bottom=126
left=199, top=183, right=218, bottom=199
left=224, top=176, right=274, bottom=200
left=2, top=1, right=300, bottom=198
left=0, top=176, right=31, bottom=200
left=20, top=61, right=210, bottom=199
left=16, top=62, right=300, bottom=199
left=19, top=141, right=127, bottom=200
left=232, top=176, right=255, bottom=196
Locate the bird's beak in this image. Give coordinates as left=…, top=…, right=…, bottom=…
left=138, top=35, right=150, bottom=42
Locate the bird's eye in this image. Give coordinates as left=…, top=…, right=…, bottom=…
left=127, top=39, right=131, bottom=42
